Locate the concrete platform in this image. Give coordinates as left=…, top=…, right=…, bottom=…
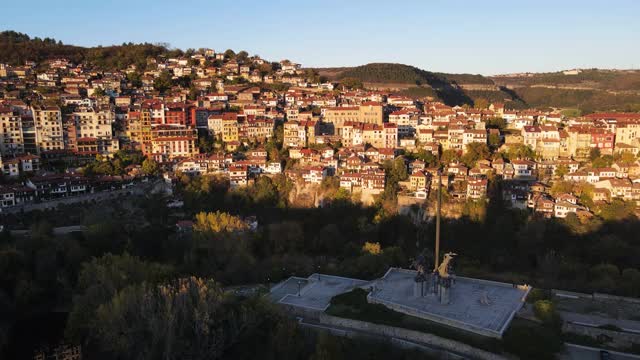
left=368, top=268, right=530, bottom=338
left=270, top=273, right=369, bottom=311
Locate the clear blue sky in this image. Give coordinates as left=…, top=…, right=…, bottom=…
left=4, top=0, right=639, bottom=75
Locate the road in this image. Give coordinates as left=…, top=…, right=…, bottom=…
left=561, top=311, right=640, bottom=334
left=561, top=343, right=640, bottom=360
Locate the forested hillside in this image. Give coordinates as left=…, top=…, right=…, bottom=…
left=316, top=63, right=640, bottom=113
left=0, top=31, right=173, bottom=70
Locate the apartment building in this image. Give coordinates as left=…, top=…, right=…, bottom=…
left=149, top=125, right=197, bottom=159
left=31, top=105, right=64, bottom=153
left=0, top=107, right=24, bottom=155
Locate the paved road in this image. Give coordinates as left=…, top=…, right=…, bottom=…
left=561, top=343, right=640, bottom=360
left=561, top=311, right=640, bottom=334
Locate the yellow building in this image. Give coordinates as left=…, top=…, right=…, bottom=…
left=616, top=123, right=640, bottom=148
left=410, top=171, right=429, bottom=191
left=567, top=127, right=592, bottom=160
left=222, top=118, right=239, bottom=143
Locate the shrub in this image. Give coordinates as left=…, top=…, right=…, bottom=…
left=533, top=300, right=563, bottom=329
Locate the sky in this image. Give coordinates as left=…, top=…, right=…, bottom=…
left=3, top=0, right=639, bottom=75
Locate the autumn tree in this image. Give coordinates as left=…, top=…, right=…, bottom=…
left=194, top=211, right=248, bottom=233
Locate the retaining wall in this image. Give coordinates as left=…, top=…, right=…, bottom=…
left=319, top=314, right=508, bottom=360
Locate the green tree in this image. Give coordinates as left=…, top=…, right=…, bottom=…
left=440, top=149, right=460, bottom=165
left=142, top=158, right=159, bottom=176
left=485, top=117, right=507, bottom=130
left=153, top=70, right=173, bottom=93
left=621, top=268, right=640, bottom=297
left=311, top=333, right=345, bottom=360
left=549, top=180, right=573, bottom=196
left=598, top=199, right=636, bottom=221
left=268, top=222, right=304, bottom=254
left=461, top=143, right=490, bottom=168
left=65, top=254, right=174, bottom=343
left=506, top=144, right=535, bottom=160
left=94, top=277, right=264, bottom=360
left=339, top=77, right=363, bottom=90
left=224, top=49, right=236, bottom=59
left=554, top=164, right=569, bottom=178
left=488, top=133, right=501, bottom=151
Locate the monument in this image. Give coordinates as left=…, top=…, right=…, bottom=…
left=412, top=170, right=458, bottom=304
left=270, top=172, right=531, bottom=338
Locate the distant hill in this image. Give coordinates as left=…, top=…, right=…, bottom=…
left=316, top=63, right=511, bottom=106
left=0, top=31, right=85, bottom=65
left=316, top=63, right=640, bottom=113
left=330, top=63, right=449, bottom=87
left=0, top=30, right=172, bottom=70
left=491, top=69, right=640, bottom=92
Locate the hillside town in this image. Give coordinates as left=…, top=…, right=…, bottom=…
left=1, top=51, right=639, bottom=218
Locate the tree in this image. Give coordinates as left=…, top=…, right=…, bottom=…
left=589, top=263, right=620, bottom=293
left=153, top=70, right=173, bottom=93
left=598, top=199, right=636, bottom=221
left=488, top=133, right=501, bottom=151
left=474, top=98, right=489, bottom=109
left=592, top=155, right=613, bottom=168
left=621, top=268, right=640, bottom=297
left=589, top=148, right=601, bottom=162
left=142, top=158, right=159, bottom=176
left=224, top=49, right=236, bottom=59
left=94, top=277, right=264, bottom=360
left=194, top=211, right=248, bottom=233
left=414, top=148, right=436, bottom=165
left=549, top=180, right=573, bottom=196
left=233, top=50, right=248, bottom=63
left=362, top=242, right=382, bottom=255
left=616, top=152, right=637, bottom=166
left=554, top=164, right=569, bottom=178
left=485, top=117, right=507, bottom=130
left=440, top=149, right=460, bottom=165
left=340, top=77, right=363, bottom=90
left=506, top=144, right=535, bottom=160
left=311, top=333, right=345, bottom=360
left=268, top=222, right=304, bottom=254
left=92, top=87, right=106, bottom=97
left=461, top=143, right=490, bottom=168
left=65, top=254, right=174, bottom=343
